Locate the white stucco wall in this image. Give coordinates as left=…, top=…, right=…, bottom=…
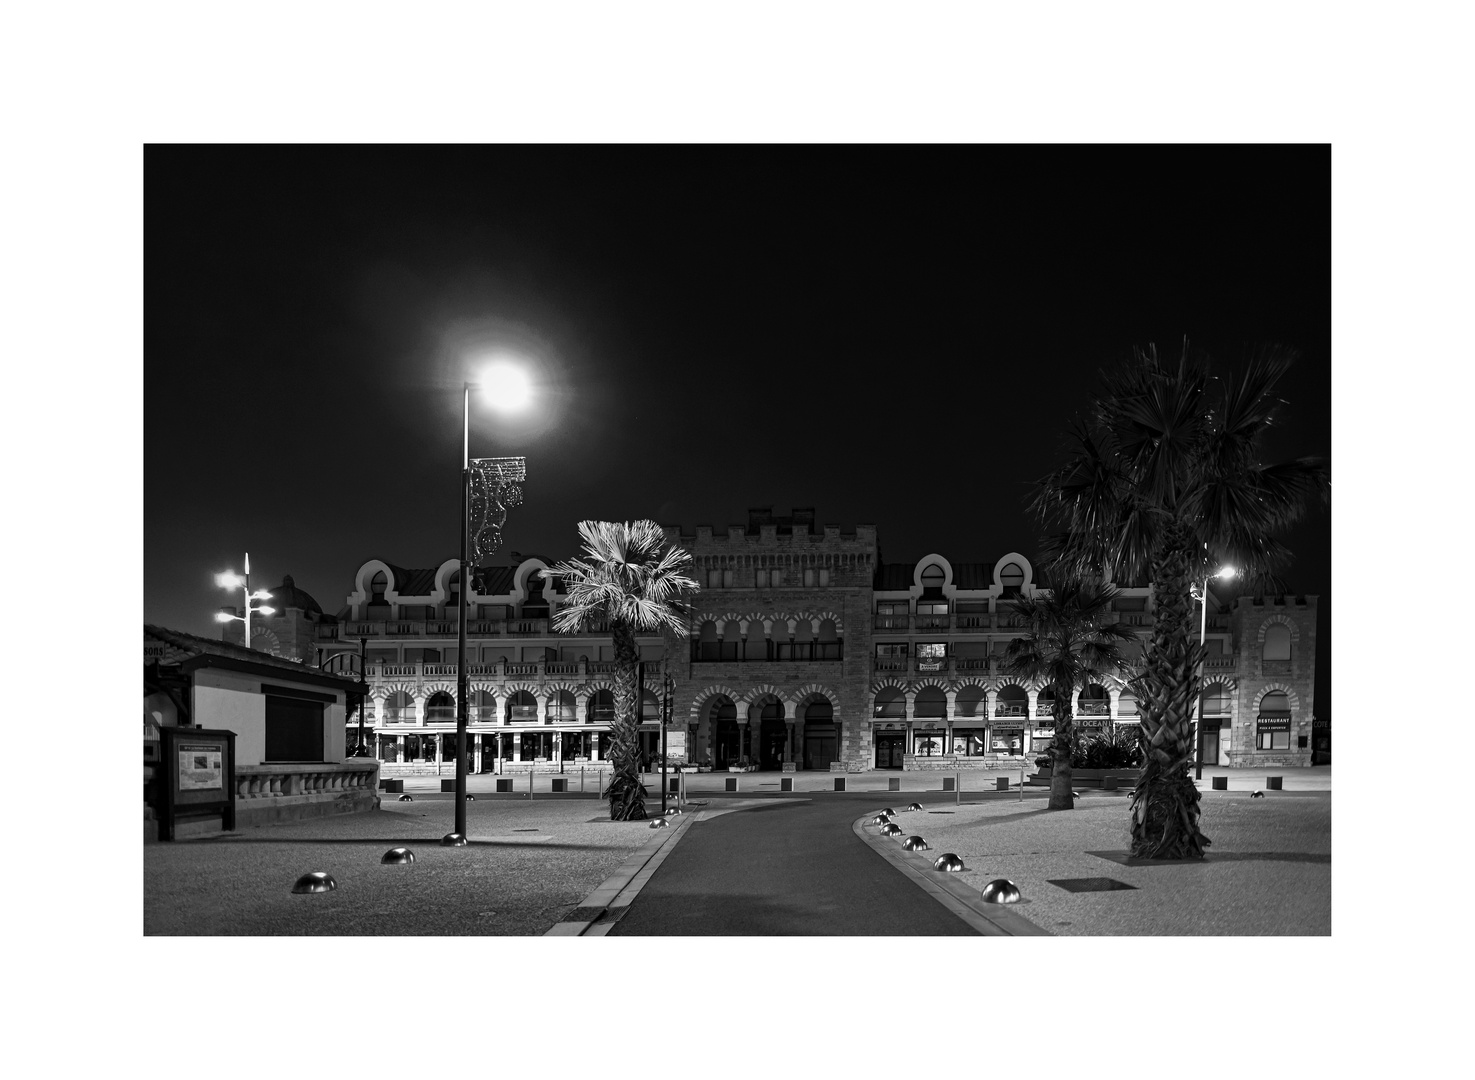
left=190, top=668, right=347, bottom=766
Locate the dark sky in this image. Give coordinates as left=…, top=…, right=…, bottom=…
left=145, top=145, right=1330, bottom=710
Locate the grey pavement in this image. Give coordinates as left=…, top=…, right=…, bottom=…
left=144, top=766, right=1330, bottom=936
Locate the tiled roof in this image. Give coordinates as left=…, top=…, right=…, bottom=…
left=873, top=563, right=914, bottom=591
left=374, top=563, right=565, bottom=599
left=144, top=625, right=358, bottom=687
left=951, top=562, right=997, bottom=590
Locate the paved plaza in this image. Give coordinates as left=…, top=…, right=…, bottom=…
left=145, top=766, right=1330, bottom=936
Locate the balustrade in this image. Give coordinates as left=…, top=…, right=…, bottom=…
left=235, top=760, right=379, bottom=800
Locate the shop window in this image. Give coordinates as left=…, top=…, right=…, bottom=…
left=952, top=729, right=985, bottom=756
left=991, top=728, right=1025, bottom=754
left=914, top=733, right=943, bottom=756
left=1257, top=691, right=1291, bottom=749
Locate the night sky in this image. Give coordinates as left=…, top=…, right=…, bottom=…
left=145, top=145, right=1330, bottom=708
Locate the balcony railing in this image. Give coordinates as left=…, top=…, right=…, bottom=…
left=1204, top=656, right=1237, bottom=670
left=508, top=705, right=539, bottom=721
left=690, top=642, right=844, bottom=662
left=995, top=704, right=1028, bottom=716
left=1078, top=700, right=1110, bottom=716
left=955, top=615, right=989, bottom=631
left=873, top=615, right=910, bottom=630
left=913, top=615, right=950, bottom=630
left=953, top=657, right=990, bottom=671
left=424, top=706, right=457, bottom=723
left=873, top=657, right=908, bottom=672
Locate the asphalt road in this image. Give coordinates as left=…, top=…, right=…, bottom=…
left=609, top=795, right=981, bottom=936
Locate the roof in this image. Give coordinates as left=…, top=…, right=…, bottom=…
left=374, top=563, right=565, bottom=598
left=873, top=560, right=1007, bottom=591
left=265, top=575, right=322, bottom=615
left=144, top=625, right=362, bottom=690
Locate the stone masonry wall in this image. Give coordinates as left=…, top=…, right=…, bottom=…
left=1224, top=595, right=1318, bottom=768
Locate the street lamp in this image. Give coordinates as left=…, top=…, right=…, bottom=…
left=1193, top=565, right=1236, bottom=781
left=454, top=362, right=531, bottom=840
left=214, top=552, right=275, bottom=648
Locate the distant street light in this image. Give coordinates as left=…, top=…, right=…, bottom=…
left=214, top=552, right=275, bottom=649
left=454, top=362, right=531, bottom=840
left=1194, top=565, right=1236, bottom=781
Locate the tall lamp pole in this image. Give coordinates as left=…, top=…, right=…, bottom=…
left=1194, top=565, right=1236, bottom=781
left=661, top=668, right=672, bottom=815
left=456, top=385, right=472, bottom=838
left=215, top=552, right=275, bottom=647
left=453, top=366, right=531, bottom=842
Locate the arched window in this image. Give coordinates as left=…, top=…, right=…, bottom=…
left=383, top=690, right=413, bottom=724
left=1201, top=683, right=1230, bottom=716
left=640, top=689, right=660, bottom=722
left=955, top=686, right=986, bottom=717
left=370, top=571, right=388, bottom=599
left=1079, top=683, right=1109, bottom=716
left=921, top=563, right=946, bottom=588
left=996, top=685, right=1028, bottom=716
left=549, top=689, right=576, bottom=722
left=474, top=689, right=497, bottom=724
left=914, top=686, right=947, bottom=718
left=1257, top=691, right=1291, bottom=750
left=710, top=696, right=737, bottom=723
left=1037, top=688, right=1056, bottom=716
left=999, top=562, right=1025, bottom=590
left=872, top=688, right=905, bottom=718
left=588, top=688, right=614, bottom=723
left=802, top=697, right=833, bottom=723
left=425, top=691, right=455, bottom=723
left=1263, top=624, right=1292, bottom=661
left=507, top=690, right=538, bottom=721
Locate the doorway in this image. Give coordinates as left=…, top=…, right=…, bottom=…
left=804, top=728, right=837, bottom=771
left=1200, top=725, right=1221, bottom=767
left=759, top=703, right=787, bottom=769
left=714, top=719, right=741, bottom=768
left=874, top=731, right=904, bottom=769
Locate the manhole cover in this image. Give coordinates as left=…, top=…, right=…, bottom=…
left=1047, top=877, right=1138, bottom=893
left=927, top=811, right=955, bottom=814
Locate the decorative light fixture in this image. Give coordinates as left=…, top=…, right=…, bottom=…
left=214, top=552, right=275, bottom=649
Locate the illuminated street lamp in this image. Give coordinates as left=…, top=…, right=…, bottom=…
left=214, top=552, right=275, bottom=649
left=1193, top=565, right=1236, bottom=781
left=454, top=361, right=530, bottom=840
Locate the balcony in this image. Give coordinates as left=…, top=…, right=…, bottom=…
left=1204, top=656, right=1237, bottom=671
left=953, top=657, right=990, bottom=672
left=914, top=615, right=950, bottom=630
left=873, top=657, right=908, bottom=673
left=954, top=615, right=990, bottom=632
left=873, top=615, right=910, bottom=630
left=995, top=704, right=1029, bottom=717
left=690, top=642, right=844, bottom=662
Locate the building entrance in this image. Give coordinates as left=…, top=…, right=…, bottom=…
left=874, top=731, right=904, bottom=769
left=1200, top=726, right=1220, bottom=767
left=759, top=716, right=788, bottom=769
left=714, top=719, right=742, bottom=768
left=804, top=727, right=837, bottom=771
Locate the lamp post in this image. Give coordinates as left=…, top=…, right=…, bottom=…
left=454, top=364, right=531, bottom=841
left=214, top=552, right=275, bottom=648
left=1194, top=565, right=1236, bottom=781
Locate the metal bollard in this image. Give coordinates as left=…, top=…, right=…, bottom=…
left=529, top=769, right=534, bottom=800
left=957, top=771, right=961, bottom=804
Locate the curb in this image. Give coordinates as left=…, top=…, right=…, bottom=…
left=545, top=810, right=700, bottom=936
left=852, top=812, right=1051, bottom=937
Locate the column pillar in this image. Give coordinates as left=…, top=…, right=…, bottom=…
left=785, top=720, right=795, bottom=763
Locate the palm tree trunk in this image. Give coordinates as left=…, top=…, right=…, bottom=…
left=1048, top=685, right=1075, bottom=810
left=1131, top=523, right=1210, bottom=858
left=604, top=619, right=647, bottom=820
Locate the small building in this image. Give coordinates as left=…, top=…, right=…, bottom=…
left=144, top=625, right=378, bottom=834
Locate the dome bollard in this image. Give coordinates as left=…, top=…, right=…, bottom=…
left=440, top=833, right=467, bottom=846
left=380, top=848, right=415, bottom=865
left=906, top=802, right=924, bottom=812
left=932, top=853, right=966, bottom=872
left=291, top=872, right=336, bottom=894
left=980, top=879, right=1021, bottom=904
left=880, top=822, right=903, bottom=836
left=649, top=817, right=669, bottom=829
left=398, top=794, right=413, bottom=802
left=901, top=835, right=930, bottom=851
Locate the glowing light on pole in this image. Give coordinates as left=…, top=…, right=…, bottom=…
left=1193, top=565, right=1236, bottom=781
left=214, top=552, right=275, bottom=648
left=453, top=360, right=530, bottom=841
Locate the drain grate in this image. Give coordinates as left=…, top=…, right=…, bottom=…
left=927, top=811, right=955, bottom=814
left=513, top=828, right=538, bottom=832
left=1047, top=877, right=1138, bottom=893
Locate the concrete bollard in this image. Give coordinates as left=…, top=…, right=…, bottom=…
left=551, top=778, right=568, bottom=793
left=942, top=777, right=955, bottom=792
left=495, top=777, right=513, bottom=793
left=888, top=777, right=901, bottom=791
left=1211, top=776, right=1228, bottom=790
left=725, top=776, right=738, bottom=792
left=780, top=777, right=793, bottom=792
left=996, top=777, right=1009, bottom=791
left=1266, top=776, right=1283, bottom=790
left=834, top=777, right=846, bottom=791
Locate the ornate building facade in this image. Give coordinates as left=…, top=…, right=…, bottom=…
left=228, top=507, right=1321, bottom=773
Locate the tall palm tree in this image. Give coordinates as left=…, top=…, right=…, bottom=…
left=1032, top=341, right=1329, bottom=857
left=541, top=520, right=699, bottom=821
left=1003, top=577, right=1138, bottom=811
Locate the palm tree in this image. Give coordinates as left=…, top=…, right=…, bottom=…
left=541, top=520, right=698, bottom=821
left=1003, top=577, right=1138, bottom=811
left=1032, top=341, right=1329, bottom=857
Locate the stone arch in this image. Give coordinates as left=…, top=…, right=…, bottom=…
left=249, top=626, right=282, bottom=657
left=543, top=680, right=581, bottom=696
left=422, top=681, right=455, bottom=697
left=504, top=680, right=541, bottom=697
left=739, top=682, right=785, bottom=707
left=911, top=675, right=950, bottom=692
left=381, top=681, right=417, bottom=699
left=1255, top=613, right=1302, bottom=645
left=868, top=675, right=910, bottom=694
left=790, top=682, right=840, bottom=711
left=1252, top=682, right=1302, bottom=712
left=688, top=684, right=745, bottom=722
left=813, top=609, right=845, bottom=633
